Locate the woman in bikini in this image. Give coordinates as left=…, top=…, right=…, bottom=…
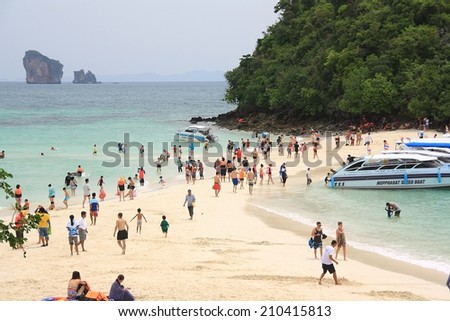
left=67, top=271, right=90, bottom=300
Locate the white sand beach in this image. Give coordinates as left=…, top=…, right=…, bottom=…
left=1, top=129, right=449, bottom=301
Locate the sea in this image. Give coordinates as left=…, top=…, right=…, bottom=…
left=0, top=81, right=449, bottom=276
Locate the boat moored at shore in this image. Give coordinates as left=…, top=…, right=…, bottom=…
left=175, top=125, right=218, bottom=143
left=329, top=152, right=450, bottom=189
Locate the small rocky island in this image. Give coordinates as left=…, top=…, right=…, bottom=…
left=73, top=69, right=99, bottom=84
left=23, top=50, right=64, bottom=84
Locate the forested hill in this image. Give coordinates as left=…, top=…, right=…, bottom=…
left=221, top=0, right=450, bottom=132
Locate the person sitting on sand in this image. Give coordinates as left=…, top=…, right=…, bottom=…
left=109, top=274, right=134, bottom=301
left=158, top=176, right=166, bottom=187
left=67, top=271, right=90, bottom=300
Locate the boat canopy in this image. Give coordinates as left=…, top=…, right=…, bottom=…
left=369, top=153, right=438, bottom=162
left=405, top=138, right=450, bottom=148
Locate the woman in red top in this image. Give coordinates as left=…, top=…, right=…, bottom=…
left=14, top=211, right=27, bottom=256
left=236, top=148, right=242, bottom=165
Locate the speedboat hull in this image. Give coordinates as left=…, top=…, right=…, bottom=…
left=329, top=153, right=450, bottom=189
left=175, top=125, right=218, bottom=143
left=330, top=170, right=450, bottom=189
left=176, top=132, right=208, bottom=143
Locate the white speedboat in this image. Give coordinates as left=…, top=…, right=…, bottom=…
left=381, top=149, right=450, bottom=166
left=404, top=138, right=450, bottom=148
left=175, top=125, right=218, bottom=143
left=329, top=152, right=450, bottom=189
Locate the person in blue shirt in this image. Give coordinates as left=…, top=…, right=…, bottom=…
left=89, top=193, right=100, bottom=225
left=48, top=184, right=55, bottom=206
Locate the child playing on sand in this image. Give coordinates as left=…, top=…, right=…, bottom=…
left=158, top=176, right=166, bottom=187
left=160, top=215, right=169, bottom=238
left=130, top=208, right=147, bottom=234
left=48, top=201, right=55, bottom=211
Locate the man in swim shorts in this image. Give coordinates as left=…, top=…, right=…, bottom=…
left=113, top=213, right=129, bottom=255
left=319, top=240, right=340, bottom=285
left=230, top=168, right=239, bottom=193
left=335, top=221, right=347, bottom=260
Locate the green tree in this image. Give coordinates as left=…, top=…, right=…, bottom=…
left=0, top=168, right=41, bottom=251
left=224, top=0, right=450, bottom=126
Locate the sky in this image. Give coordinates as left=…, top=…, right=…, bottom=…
left=0, top=0, right=280, bottom=81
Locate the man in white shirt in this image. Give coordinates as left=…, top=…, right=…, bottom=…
left=319, top=240, right=340, bottom=285
left=363, top=132, right=373, bottom=146
left=82, top=178, right=91, bottom=208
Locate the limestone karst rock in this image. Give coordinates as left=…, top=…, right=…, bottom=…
left=23, top=50, right=63, bottom=84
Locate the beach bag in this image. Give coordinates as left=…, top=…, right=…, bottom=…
left=322, top=234, right=327, bottom=240
left=84, top=290, right=109, bottom=301
left=308, top=238, right=314, bottom=248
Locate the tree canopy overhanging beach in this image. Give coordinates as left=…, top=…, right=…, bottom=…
left=224, top=0, right=450, bottom=126
left=0, top=168, right=40, bottom=250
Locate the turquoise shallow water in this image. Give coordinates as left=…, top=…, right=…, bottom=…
left=0, top=82, right=245, bottom=211
left=0, top=82, right=449, bottom=275
left=248, top=179, right=450, bottom=274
